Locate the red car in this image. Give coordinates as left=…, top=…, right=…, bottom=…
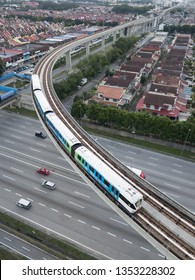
left=36, top=167, right=50, bottom=175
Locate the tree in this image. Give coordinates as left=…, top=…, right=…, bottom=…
left=0, top=58, right=5, bottom=76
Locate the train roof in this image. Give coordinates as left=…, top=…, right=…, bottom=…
left=33, top=89, right=53, bottom=114
left=46, top=113, right=81, bottom=147
left=31, top=74, right=41, bottom=91
left=76, top=146, right=143, bottom=202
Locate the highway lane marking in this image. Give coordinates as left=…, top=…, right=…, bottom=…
left=149, top=157, right=159, bottom=161
left=33, top=187, right=47, bottom=193
left=64, top=213, right=72, bottom=218
left=30, top=148, right=41, bottom=153
left=107, top=232, right=116, bottom=237
left=0, top=242, right=31, bottom=260
left=4, top=188, right=11, bottom=192
left=91, top=226, right=100, bottom=230
left=25, top=122, right=31, bottom=125
left=78, top=220, right=86, bottom=224
left=123, top=239, right=132, bottom=244
left=3, top=175, right=15, bottom=181
left=163, top=192, right=179, bottom=198
left=36, top=143, right=47, bottom=147
left=141, top=246, right=150, bottom=252
left=11, top=167, right=23, bottom=173
left=69, top=201, right=85, bottom=209
left=11, top=135, right=21, bottom=139
left=172, top=169, right=183, bottom=174
left=39, top=203, right=46, bottom=207
left=173, top=163, right=183, bottom=168
left=19, top=125, right=26, bottom=129
left=22, top=246, right=30, bottom=252
left=109, top=218, right=128, bottom=226
left=4, top=237, right=11, bottom=242
left=125, top=156, right=135, bottom=160
left=10, top=118, right=17, bottom=121
left=147, top=162, right=157, bottom=166
left=4, top=139, right=15, bottom=144
left=158, top=254, right=165, bottom=258
left=128, top=151, right=136, bottom=155
left=165, top=183, right=181, bottom=189
left=58, top=157, right=66, bottom=160
left=15, top=193, right=22, bottom=197
left=26, top=198, right=34, bottom=202
left=51, top=208, right=59, bottom=213
left=74, top=191, right=90, bottom=198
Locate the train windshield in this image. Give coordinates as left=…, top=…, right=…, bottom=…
left=135, top=199, right=142, bottom=208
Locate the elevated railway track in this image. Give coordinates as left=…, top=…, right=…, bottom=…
left=33, top=22, right=195, bottom=260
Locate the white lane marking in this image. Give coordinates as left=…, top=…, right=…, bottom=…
left=107, top=232, right=116, bottom=237
left=107, top=145, right=114, bottom=149
left=22, top=246, right=30, bottom=252
left=172, top=169, right=182, bottom=174
left=11, top=135, right=21, bottom=139
left=4, top=188, right=11, bottom=192
left=26, top=198, right=33, bottom=202
left=147, top=162, right=157, bottom=166
left=173, top=163, right=183, bottom=168
left=15, top=193, right=22, bottom=197
left=10, top=118, right=17, bottom=121
left=109, top=218, right=128, bottom=226
left=74, top=191, right=90, bottom=198
left=39, top=203, right=46, bottom=207
left=125, top=156, right=135, bottom=160
left=36, top=143, right=47, bottom=147
left=128, top=151, right=136, bottom=155
left=33, top=187, right=47, bottom=193
left=30, top=148, right=40, bottom=153
left=141, top=246, right=150, bottom=252
left=4, top=237, right=11, bottom=242
left=25, top=122, right=31, bottom=125
left=64, top=214, right=72, bottom=218
left=11, top=167, right=23, bottom=173
left=149, top=157, right=159, bottom=161
left=58, top=157, right=66, bottom=160
left=158, top=254, right=165, bottom=258
left=165, top=183, right=181, bottom=189
left=19, top=125, right=26, bottom=129
left=69, top=201, right=85, bottom=209
left=123, top=239, right=132, bottom=244
left=78, top=220, right=86, bottom=224
left=164, top=192, right=179, bottom=198
left=4, top=139, right=15, bottom=144
left=51, top=208, right=59, bottom=213
left=3, top=175, right=15, bottom=181
left=92, top=226, right=100, bottom=230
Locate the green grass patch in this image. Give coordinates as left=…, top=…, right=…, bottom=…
left=0, top=212, right=96, bottom=260
left=3, top=107, right=38, bottom=119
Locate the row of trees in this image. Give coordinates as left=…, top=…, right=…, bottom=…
left=71, top=102, right=195, bottom=145
left=112, top=4, right=154, bottom=15
left=54, top=36, right=139, bottom=100
left=164, top=24, right=195, bottom=35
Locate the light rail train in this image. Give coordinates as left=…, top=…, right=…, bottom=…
left=31, top=74, right=143, bottom=214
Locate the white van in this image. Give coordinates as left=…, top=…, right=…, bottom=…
left=42, top=180, right=56, bottom=190
left=16, top=198, right=32, bottom=210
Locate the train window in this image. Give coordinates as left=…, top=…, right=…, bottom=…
left=78, top=154, right=81, bottom=161
left=104, top=179, right=110, bottom=187
left=67, top=143, right=70, bottom=148
left=85, top=162, right=88, bottom=167
left=119, top=194, right=135, bottom=209
left=82, top=159, right=84, bottom=164
left=116, top=190, right=119, bottom=196
left=111, top=186, right=114, bottom=192
left=95, top=171, right=99, bottom=177
left=89, top=166, right=94, bottom=173
left=99, top=174, right=102, bottom=180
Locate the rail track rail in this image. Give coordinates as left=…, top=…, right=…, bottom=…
left=33, top=32, right=195, bottom=260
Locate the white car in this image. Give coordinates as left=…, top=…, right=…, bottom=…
left=16, top=198, right=32, bottom=210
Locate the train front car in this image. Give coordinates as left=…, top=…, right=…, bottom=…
left=45, top=112, right=81, bottom=156
left=31, top=74, right=53, bottom=119
left=74, top=146, right=143, bottom=214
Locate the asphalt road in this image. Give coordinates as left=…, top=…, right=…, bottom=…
left=0, top=110, right=164, bottom=260
left=0, top=110, right=194, bottom=260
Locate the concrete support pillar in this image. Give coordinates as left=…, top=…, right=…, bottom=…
left=86, top=42, right=90, bottom=56
left=120, top=29, right=124, bottom=38
left=101, top=36, right=105, bottom=48
left=113, top=31, right=117, bottom=42
left=66, top=51, right=72, bottom=71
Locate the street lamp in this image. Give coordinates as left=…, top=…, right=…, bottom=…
left=181, top=129, right=191, bottom=156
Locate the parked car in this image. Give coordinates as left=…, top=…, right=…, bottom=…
left=42, top=180, right=56, bottom=190
left=36, top=167, right=50, bottom=175
left=16, top=198, right=32, bottom=210
left=35, top=132, right=46, bottom=139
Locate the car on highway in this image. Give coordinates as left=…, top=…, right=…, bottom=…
left=16, top=198, right=32, bottom=210
left=35, top=131, right=46, bottom=139
left=42, top=180, right=56, bottom=190
left=36, top=167, right=50, bottom=175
